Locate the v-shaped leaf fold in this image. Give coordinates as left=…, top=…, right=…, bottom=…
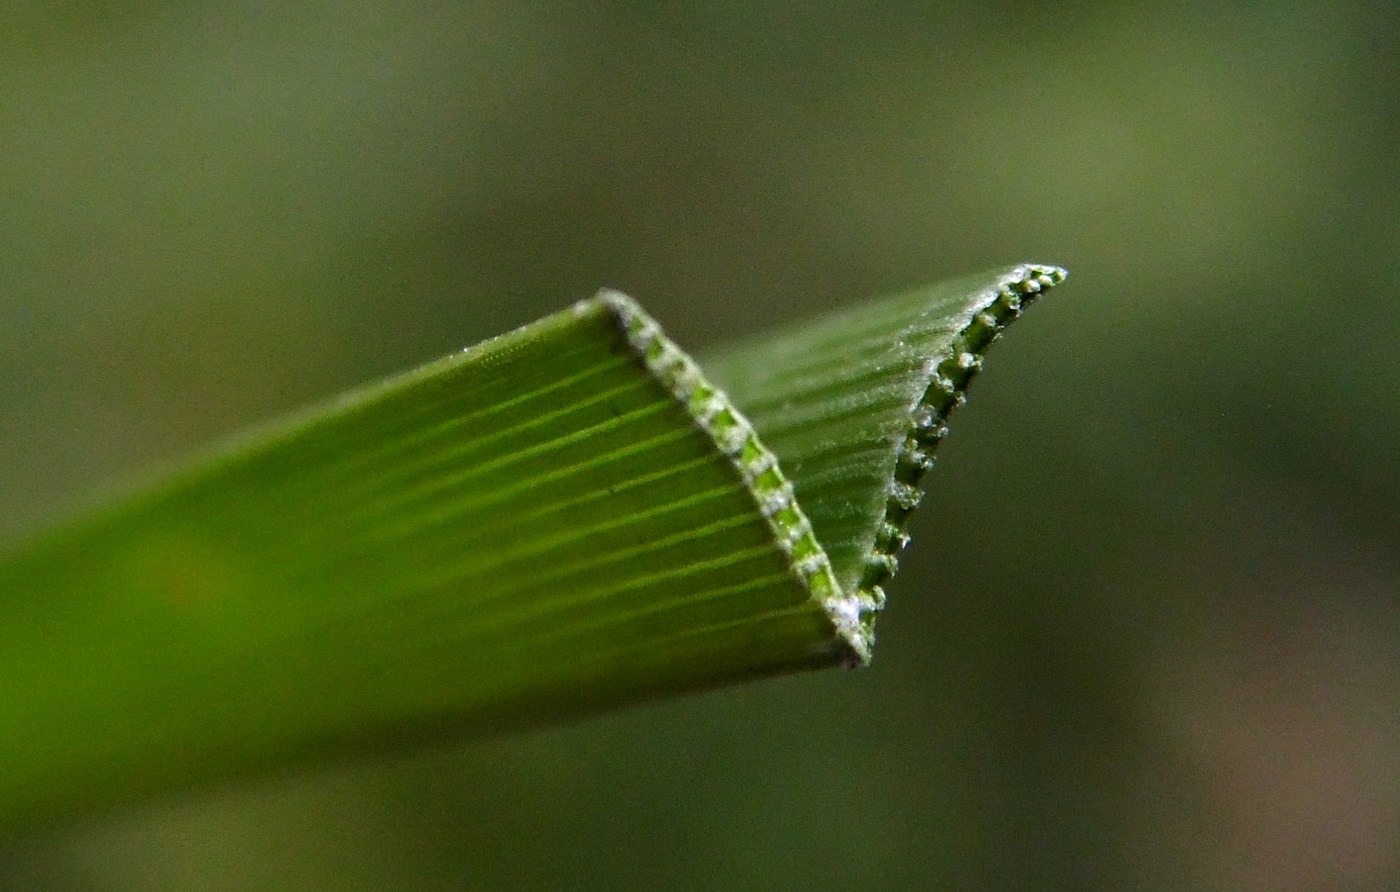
left=0, top=264, right=1064, bottom=829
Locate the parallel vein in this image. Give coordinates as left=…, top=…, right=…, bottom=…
left=0, top=263, right=1064, bottom=830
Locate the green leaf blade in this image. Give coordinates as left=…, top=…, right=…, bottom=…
left=0, top=264, right=1065, bottom=829
left=0, top=296, right=838, bottom=828
left=704, top=264, right=1067, bottom=644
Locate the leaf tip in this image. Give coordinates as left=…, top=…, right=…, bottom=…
left=847, top=262, right=1069, bottom=643
left=1003, top=263, right=1068, bottom=295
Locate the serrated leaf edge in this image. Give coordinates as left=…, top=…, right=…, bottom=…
left=854, top=265, right=1067, bottom=646
left=585, top=291, right=873, bottom=667
left=584, top=264, right=1066, bottom=667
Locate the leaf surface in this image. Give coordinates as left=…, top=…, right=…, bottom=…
left=0, top=264, right=1065, bottom=828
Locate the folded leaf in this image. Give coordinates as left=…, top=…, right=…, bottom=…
left=702, top=264, right=1067, bottom=648
left=0, top=264, right=1064, bottom=829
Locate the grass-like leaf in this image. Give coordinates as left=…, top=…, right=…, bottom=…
left=0, top=264, right=1064, bottom=829
left=701, top=265, right=1067, bottom=648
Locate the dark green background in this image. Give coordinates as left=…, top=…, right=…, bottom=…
left=3, top=3, right=1396, bottom=889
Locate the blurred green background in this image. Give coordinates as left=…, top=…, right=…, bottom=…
left=2, top=2, right=1396, bottom=889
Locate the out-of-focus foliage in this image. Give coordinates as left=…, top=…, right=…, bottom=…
left=2, top=3, right=1396, bottom=890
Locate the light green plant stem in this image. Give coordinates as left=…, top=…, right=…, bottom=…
left=0, top=264, right=1063, bottom=830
